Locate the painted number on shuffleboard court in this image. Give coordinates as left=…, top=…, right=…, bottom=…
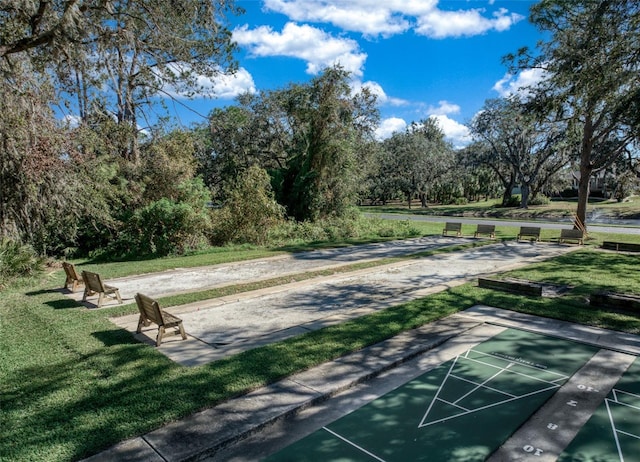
left=577, top=384, right=599, bottom=393
left=523, top=445, right=544, bottom=456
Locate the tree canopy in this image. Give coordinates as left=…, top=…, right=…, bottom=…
left=508, top=0, right=640, bottom=228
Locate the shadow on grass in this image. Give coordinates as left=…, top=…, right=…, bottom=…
left=3, top=287, right=478, bottom=462
left=505, top=250, right=640, bottom=296
left=92, top=329, right=140, bottom=347
left=45, top=298, right=82, bottom=310
left=25, top=288, right=64, bottom=296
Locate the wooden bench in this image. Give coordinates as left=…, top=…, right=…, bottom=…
left=135, top=293, right=187, bottom=347
left=474, top=224, right=496, bottom=239
left=81, top=271, right=122, bottom=308
left=602, top=241, right=640, bottom=253
left=478, top=277, right=543, bottom=296
left=558, top=228, right=584, bottom=245
left=442, top=222, right=462, bottom=237
left=590, top=291, right=640, bottom=313
left=517, top=226, right=541, bottom=242
left=62, top=262, right=84, bottom=292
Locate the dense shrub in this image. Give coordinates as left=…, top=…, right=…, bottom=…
left=0, top=239, right=44, bottom=288
left=267, top=213, right=422, bottom=246
left=211, top=166, right=285, bottom=245
left=127, top=199, right=211, bottom=256
left=529, top=194, right=550, bottom=206
left=103, top=178, right=213, bottom=258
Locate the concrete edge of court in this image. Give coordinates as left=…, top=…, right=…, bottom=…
left=81, top=306, right=640, bottom=462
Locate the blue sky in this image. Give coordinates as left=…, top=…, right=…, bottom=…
left=169, top=0, right=545, bottom=147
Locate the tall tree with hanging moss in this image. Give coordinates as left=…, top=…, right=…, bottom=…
left=205, top=66, right=379, bottom=221
left=470, top=96, right=571, bottom=209
left=506, top=0, right=640, bottom=229
left=277, top=66, right=379, bottom=221
left=1, top=1, right=241, bottom=162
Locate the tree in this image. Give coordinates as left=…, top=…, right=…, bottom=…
left=275, top=67, right=379, bottom=220
left=455, top=146, right=502, bottom=202
left=205, top=66, right=379, bottom=221
left=470, top=97, right=571, bottom=208
left=0, top=1, right=89, bottom=58
left=0, top=58, right=118, bottom=254
left=508, top=0, right=640, bottom=228
left=378, top=120, right=454, bottom=208
left=140, top=129, right=198, bottom=203
left=212, top=165, right=284, bottom=245
left=73, top=1, right=240, bottom=162
left=1, top=1, right=241, bottom=163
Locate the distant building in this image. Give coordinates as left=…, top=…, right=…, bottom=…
left=570, top=170, right=610, bottom=197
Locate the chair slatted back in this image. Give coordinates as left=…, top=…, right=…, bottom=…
left=135, top=293, right=166, bottom=327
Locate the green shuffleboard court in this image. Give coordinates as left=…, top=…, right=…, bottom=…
left=559, top=355, right=640, bottom=462
left=264, top=328, right=600, bottom=462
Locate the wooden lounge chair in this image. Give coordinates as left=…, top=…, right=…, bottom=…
left=442, top=222, right=462, bottom=237
left=474, top=224, right=496, bottom=239
left=62, top=262, right=84, bottom=292
left=517, top=226, right=541, bottom=242
left=81, top=270, right=122, bottom=308
left=558, top=228, right=584, bottom=245
left=135, top=293, right=187, bottom=347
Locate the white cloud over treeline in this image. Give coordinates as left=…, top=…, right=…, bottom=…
left=262, top=0, right=523, bottom=38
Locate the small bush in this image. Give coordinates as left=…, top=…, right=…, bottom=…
left=500, top=195, right=521, bottom=207
left=529, top=194, right=550, bottom=206
left=0, top=239, right=44, bottom=287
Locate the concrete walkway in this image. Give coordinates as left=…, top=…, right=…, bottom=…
left=70, top=236, right=471, bottom=305
left=108, top=240, right=578, bottom=366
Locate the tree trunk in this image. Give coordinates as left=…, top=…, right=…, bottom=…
left=419, top=192, right=427, bottom=207
left=501, top=173, right=516, bottom=206
left=520, top=184, right=530, bottom=209
left=575, top=163, right=592, bottom=231
left=575, top=118, right=594, bottom=231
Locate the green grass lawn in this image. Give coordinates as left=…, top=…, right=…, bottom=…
left=2, top=222, right=640, bottom=461
left=362, top=195, right=640, bottom=219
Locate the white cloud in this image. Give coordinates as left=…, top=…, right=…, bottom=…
left=426, top=100, right=460, bottom=116
left=416, top=7, right=523, bottom=38
left=354, top=80, right=409, bottom=106
left=160, top=65, right=256, bottom=100
left=233, top=22, right=367, bottom=77
left=263, top=0, right=523, bottom=39
left=204, top=68, right=257, bottom=99
left=263, top=0, right=414, bottom=37
left=429, top=114, right=472, bottom=148
left=493, top=68, right=547, bottom=98
left=375, top=117, right=407, bottom=140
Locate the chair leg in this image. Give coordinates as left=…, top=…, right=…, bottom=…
left=82, top=287, right=89, bottom=302
left=97, top=293, right=105, bottom=308
left=178, top=322, right=187, bottom=340
left=136, top=315, right=145, bottom=334
left=115, top=289, right=122, bottom=304
left=156, top=327, right=165, bottom=347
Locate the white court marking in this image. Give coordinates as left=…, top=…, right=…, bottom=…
left=418, top=349, right=569, bottom=428
left=605, top=389, right=640, bottom=462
